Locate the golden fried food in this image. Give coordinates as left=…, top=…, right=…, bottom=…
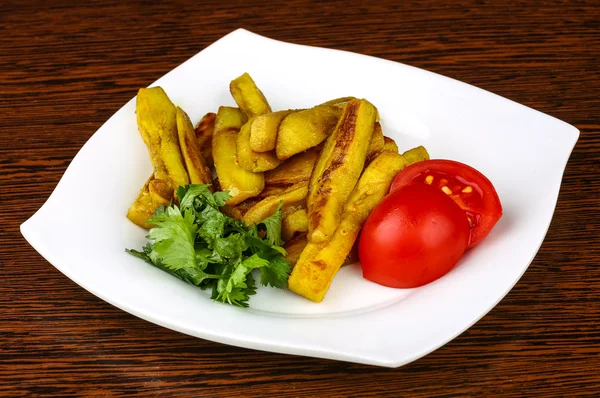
left=147, top=177, right=173, bottom=206
left=220, top=197, right=263, bottom=221
left=241, top=182, right=308, bottom=225
left=194, top=112, right=216, bottom=167
left=136, top=87, right=189, bottom=189
left=257, top=183, right=294, bottom=198
left=282, top=208, right=309, bottom=242
left=212, top=106, right=264, bottom=205
left=365, top=122, right=385, bottom=164
left=383, top=136, right=399, bottom=153
left=250, top=110, right=294, bottom=152
left=264, top=146, right=321, bottom=186
left=275, top=98, right=351, bottom=160
left=176, top=107, right=213, bottom=187
left=229, top=72, right=272, bottom=119
left=128, top=87, right=194, bottom=228
left=127, top=176, right=159, bottom=229
left=401, top=145, right=429, bottom=164
left=283, top=234, right=309, bottom=268
left=307, top=99, right=377, bottom=244
left=236, top=118, right=281, bottom=172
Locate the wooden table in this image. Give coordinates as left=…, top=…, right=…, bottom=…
left=2, top=1, right=599, bottom=396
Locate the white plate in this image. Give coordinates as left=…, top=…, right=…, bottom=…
left=20, top=29, right=579, bottom=367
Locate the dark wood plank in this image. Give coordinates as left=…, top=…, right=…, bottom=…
left=1, top=0, right=599, bottom=396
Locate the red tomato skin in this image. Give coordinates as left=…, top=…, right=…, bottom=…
left=390, top=159, right=502, bottom=248
left=359, top=184, right=470, bottom=288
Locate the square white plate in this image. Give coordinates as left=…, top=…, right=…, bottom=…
left=21, top=29, right=578, bottom=367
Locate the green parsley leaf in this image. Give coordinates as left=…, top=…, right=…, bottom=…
left=214, top=233, right=247, bottom=260
left=215, top=254, right=269, bottom=306
left=125, top=248, right=152, bottom=264
left=259, top=254, right=291, bottom=289
left=212, top=191, right=232, bottom=207
left=147, top=206, right=197, bottom=271
left=155, top=258, right=214, bottom=286
left=258, top=201, right=284, bottom=247
left=177, top=184, right=208, bottom=209
left=178, top=184, right=231, bottom=210
left=197, top=206, right=227, bottom=247
left=126, top=184, right=291, bottom=308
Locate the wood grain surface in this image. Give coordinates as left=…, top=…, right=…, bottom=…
left=1, top=0, right=599, bottom=396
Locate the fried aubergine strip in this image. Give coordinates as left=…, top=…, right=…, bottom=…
left=307, top=99, right=377, bottom=244
left=236, top=117, right=282, bottom=172
left=283, top=234, right=309, bottom=268
left=127, top=176, right=161, bottom=229
left=212, top=106, right=264, bottom=205
left=176, top=107, right=213, bottom=187
left=147, top=177, right=173, bottom=206
left=288, top=148, right=430, bottom=302
left=401, top=145, right=429, bottom=164
left=257, top=183, right=294, bottom=198
left=136, top=87, right=189, bottom=189
left=365, top=122, right=385, bottom=164
left=250, top=110, right=294, bottom=153
left=230, top=73, right=281, bottom=172
left=229, top=72, right=272, bottom=119
left=194, top=112, right=216, bottom=168
left=128, top=87, right=189, bottom=228
left=383, top=136, right=399, bottom=153
left=319, top=96, right=356, bottom=106
left=275, top=97, right=353, bottom=160
left=282, top=208, right=309, bottom=242
left=241, top=182, right=308, bottom=225
left=220, top=197, right=263, bottom=221
left=264, top=146, right=321, bottom=186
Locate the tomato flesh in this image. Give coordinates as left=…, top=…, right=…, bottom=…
left=359, top=184, right=470, bottom=288
left=390, top=160, right=502, bottom=248
left=404, top=171, right=483, bottom=228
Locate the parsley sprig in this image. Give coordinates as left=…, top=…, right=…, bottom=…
left=126, top=184, right=291, bottom=307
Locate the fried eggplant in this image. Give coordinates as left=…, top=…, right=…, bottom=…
left=264, top=146, right=321, bottom=186
left=136, top=87, right=189, bottom=189
left=194, top=112, right=216, bottom=167
left=212, top=106, right=264, bottom=205
left=365, top=122, right=385, bottom=164
left=250, top=110, right=294, bottom=152
left=236, top=118, right=281, bottom=172
left=307, top=99, right=377, bottom=244
left=282, top=208, right=309, bottom=242
left=283, top=234, right=309, bottom=268
left=229, top=72, right=272, bottom=119
left=176, top=107, right=213, bottom=186
left=401, top=145, right=429, bottom=164
left=383, top=136, right=399, bottom=153
left=275, top=99, right=351, bottom=160
left=241, top=182, right=308, bottom=225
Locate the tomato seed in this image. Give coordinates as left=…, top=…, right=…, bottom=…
left=441, top=186, right=452, bottom=195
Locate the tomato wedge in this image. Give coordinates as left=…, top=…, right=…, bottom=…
left=390, top=159, right=502, bottom=248
left=359, top=184, right=470, bottom=288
